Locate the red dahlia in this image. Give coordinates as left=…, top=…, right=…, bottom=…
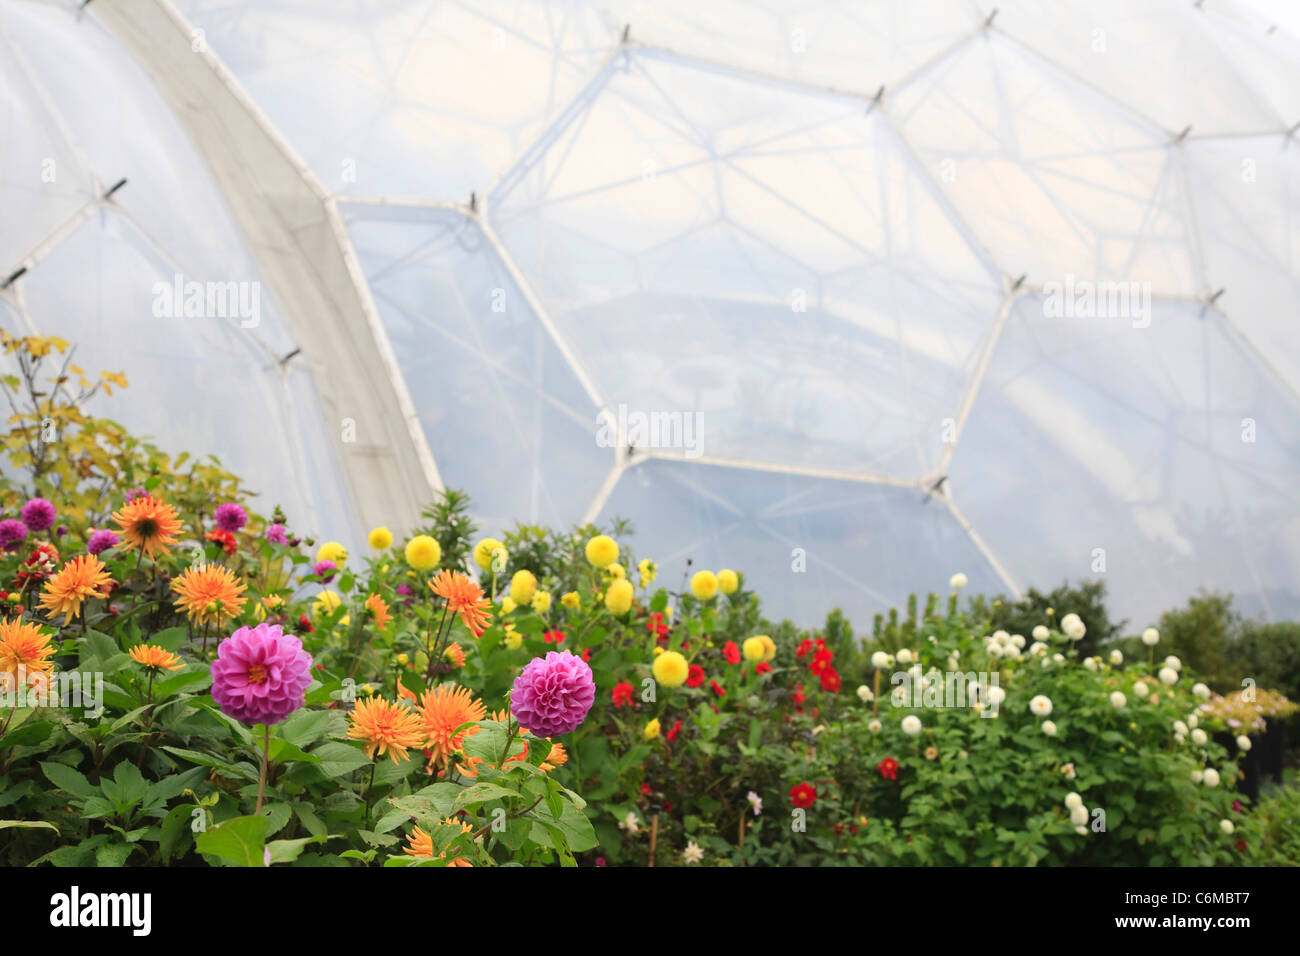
left=611, top=681, right=634, bottom=708
left=789, top=782, right=817, bottom=808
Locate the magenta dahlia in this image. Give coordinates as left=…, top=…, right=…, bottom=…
left=264, top=523, right=288, bottom=545
left=87, top=529, right=121, bottom=556
left=0, top=519, right=27, bottom=550
left=210, top=623, right=313, bottom=727
left=213, top=502, right=248, bottom=534
left=510, top=650, right=595, bottom=738
left=21, top=497, right=56, bottom=532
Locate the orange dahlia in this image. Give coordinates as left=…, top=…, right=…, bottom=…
left=171, top=563, right=247, bottom=627
left=348, top=696, right=424, bottom=764
left=363, top=593, right=391, bottom=631
left=38, top=554, right=112, bottom=625
left=429, top=570, right=492, bottom=636
left=112, top=495, right=182, bottom=558
left=540, top=741, right=568, bottom=772
left=403, top=819, right=474, bottom=866
left=442, top=642, right=465, bottom=669
left=0, top=619, right=55, bottom=683
left=418, top=682, right=485, bottom=767
left=129, top=644, right=184, bottom=672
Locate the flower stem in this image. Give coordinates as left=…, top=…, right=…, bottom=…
left=127, top=549, right=144, bottom=611
left=255, top=723, right=270, bottom=815
left=500, top=714, right=518, bottom=768
left=362, top=761, right=376, bottom=829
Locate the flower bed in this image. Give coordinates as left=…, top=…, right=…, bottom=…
left=0, top=333, right=1291, bottom=867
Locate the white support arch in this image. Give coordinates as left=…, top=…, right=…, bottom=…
left=96, top=0, right=441, bottom=536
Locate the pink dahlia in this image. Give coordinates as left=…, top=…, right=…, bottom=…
left=87, top=529, right=120, bottom=556
left=21, top=497, right=56, bottom=532
left=0, top=519, right=27, bottom=550
left=210, top=623, right=313, bottom=727
left=214, top=502, right=248, bottom=534
left=264, top=523, right=288, bottom=545
left=510, top=650, right=595, bottom=738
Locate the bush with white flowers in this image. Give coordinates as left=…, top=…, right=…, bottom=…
left=788, top=600, right=1260, bottom=868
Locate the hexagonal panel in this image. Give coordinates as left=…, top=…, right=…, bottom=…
left=342, top=202, right=611, bottom=534
left=890, top=29, right=1201, bottom=294
left=493, top=49, right=1005, bottom=479
left=173, top=0, right=616, bottom=198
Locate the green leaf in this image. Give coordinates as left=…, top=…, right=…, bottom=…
left=261, top=802, right=294, bottom=837
left=152, top=669, right=212, bottom=699
left=373, top=809, right=411, bottom=834
left=95, top=843, right=134, bottom=867
left=158, top=746, right=259, bottom=781
left=309, top=742, right=372, bottom=778
left=0, top=819, right=59, bottom=833
left=278, top=710, right=339, bottom=748
left=293, top=804, right=328, bottom=838
left=267, top=738, right=321, bottom=765
left=452, top=782, right=517, bottom=812
left=266, top=835, right=326, bottom=864
left=147, top=626, right=190, bottom=652
left=0, top=720, right=53, bottom=749
left=41, top=761, right=100, bottom=800
left=145, top=766, right=208, bottom=805
left=101, top=762, right=150, bottom=817
left=195, top=815, right=269, bottom=867
left=158, top=805, right=195, bottom=863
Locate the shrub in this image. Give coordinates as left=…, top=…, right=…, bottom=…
left=1244, top=781, right=1300, bottom=866
left=977, top=579, right=1124, bottom=660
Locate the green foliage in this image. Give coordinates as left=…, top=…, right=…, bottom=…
left=417, top=489, right=476, bottom=573
left=0, top=330, right=256, bottom=545
left=977, top=579, right=1123, bottom=659
left=0, top=333, right=1292, bottom=868
left=1234, top=620, right=1300, bottom=702
left=1244, top=780, right=1300, bottom=866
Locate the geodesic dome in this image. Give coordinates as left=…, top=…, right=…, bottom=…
left=0, top=0, right=357, bottom=542
left=4, top=0, right=1299, bottom=629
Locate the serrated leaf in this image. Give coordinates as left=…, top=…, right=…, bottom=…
left=40, top=761, right=99, bottom=800
left=195, top=815, right=269, bottom=867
